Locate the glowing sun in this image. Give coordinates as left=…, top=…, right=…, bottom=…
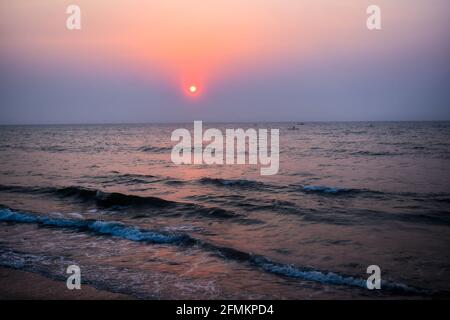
left=189, top=85, right=198, bottom=94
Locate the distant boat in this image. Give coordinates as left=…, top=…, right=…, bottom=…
left=288, top=125, right=300, bottom=130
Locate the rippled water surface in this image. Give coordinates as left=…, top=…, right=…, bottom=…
left=1, top=122, right=449, bottom=299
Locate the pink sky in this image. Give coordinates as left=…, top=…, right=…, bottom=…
left=0, top=0, right=449, bottom=123
left=2, top=1, right=447, bottom=85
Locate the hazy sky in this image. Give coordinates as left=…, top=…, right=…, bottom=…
left=0, top=0, right=449, bottom=124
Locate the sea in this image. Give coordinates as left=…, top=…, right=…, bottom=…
left=0, top=122, right=449, bottom=299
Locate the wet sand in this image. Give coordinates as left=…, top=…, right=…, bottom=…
left=0, top=267, right=134, bottom=300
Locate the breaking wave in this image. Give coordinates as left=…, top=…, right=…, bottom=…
left=0, top=207, right=427, bottom=295
left=0, top=208, right=192, bottom=245
left=0, top=184, right=174, bottom=208
left=0, top=184, right=245, bottom=221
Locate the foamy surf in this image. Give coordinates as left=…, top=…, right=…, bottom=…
left=0, top=207, right=427, bottom=295
left=0, top=208, right=191, bottom=245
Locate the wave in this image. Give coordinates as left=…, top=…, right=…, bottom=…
left=0, top=184, right=246, bottom=221
left=138, top=146, right=173, bottom=153
left=0, top=207, right=428, bottom=295
left=198, top=177, right=270, bottom=189
left=95, top=173, right=159, bottom=185
left=0, top=184, right=175, bottom=208
left=0, top=208, right=192, bottom=245
left=252, top=257, right=419, bottom=293
left=295, top=185, right=391, bottom=198
left=86, top=173, right=185, bottom=187
left=59, top=186, right=175, bottom=208
left=298, top=185, right=450, bottom=206
left=295, top=185, right=368, bottom=196
left=351, top=150, right=404, bottom=156
left=301, top=185, right=354, bottom=194
left=0, top=144, right=112, bottom=153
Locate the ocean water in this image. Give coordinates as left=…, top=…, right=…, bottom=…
left=0, top=122, right=449, bottom=299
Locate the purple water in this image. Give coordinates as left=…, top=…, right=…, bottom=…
left=1, top=122, right=449, bottom=299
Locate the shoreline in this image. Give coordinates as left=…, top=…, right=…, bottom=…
left=0, top=266, right=135, bottom=300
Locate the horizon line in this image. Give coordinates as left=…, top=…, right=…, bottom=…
left=1, top=120, right=450, bottom=126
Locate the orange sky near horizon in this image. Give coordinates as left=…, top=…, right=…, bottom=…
left=1, top=0, right=449, bottom=94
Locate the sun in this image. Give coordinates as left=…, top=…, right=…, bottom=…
left=189, top=85, right=198, bottom=94
left=183, top=83, right=201, bottom=97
